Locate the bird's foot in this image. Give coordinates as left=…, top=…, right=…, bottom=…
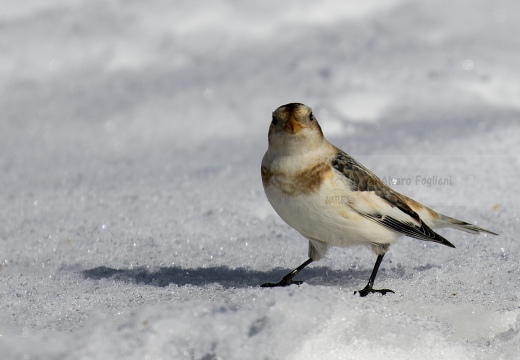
left=354, top=284, right=394, bottom=297
left=261, top=275, right=303, bottom=288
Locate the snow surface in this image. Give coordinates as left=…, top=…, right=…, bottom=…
left=1, top=0, right=519, bottom=359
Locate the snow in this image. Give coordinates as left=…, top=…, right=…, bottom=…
left=0, top=0, right=519, bottom=359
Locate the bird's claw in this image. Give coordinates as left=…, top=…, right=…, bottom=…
left=354, top=287, right=395, bottom=297
left=261, top=278, right=303, bottom=288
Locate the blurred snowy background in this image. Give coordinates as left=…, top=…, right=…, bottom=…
left=0, top=0, right=519, bottom=359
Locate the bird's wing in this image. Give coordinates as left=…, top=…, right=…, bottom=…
left=330, top=150, right=455, bottom=248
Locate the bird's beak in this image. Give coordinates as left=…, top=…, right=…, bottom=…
left=284, top=117, right=301, bottom=134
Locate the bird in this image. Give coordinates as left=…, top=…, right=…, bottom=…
left=260, top=102, right=498, bottom=296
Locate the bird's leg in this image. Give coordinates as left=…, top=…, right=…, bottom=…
left=261, top=258, right=314, bottom=287
left=355, top=254, right=395, bottom=297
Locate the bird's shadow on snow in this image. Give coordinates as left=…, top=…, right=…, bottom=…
left=80, top=265, right=406, bottom=289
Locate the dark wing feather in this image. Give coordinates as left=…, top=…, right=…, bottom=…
left=330, top=149, right=455, bottom=248
left=360, top=213, right=455, bottom=247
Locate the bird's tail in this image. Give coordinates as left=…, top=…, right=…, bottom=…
left=438, top=215, right=498, bottom=235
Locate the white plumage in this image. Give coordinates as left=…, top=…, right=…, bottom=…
left=261, top=103, right=497, bottom=296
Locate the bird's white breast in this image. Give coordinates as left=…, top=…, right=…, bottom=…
left=262, top=157, right=399, bottom=248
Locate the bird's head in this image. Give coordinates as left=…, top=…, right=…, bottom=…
left=267, top=103, right=324, bottom=155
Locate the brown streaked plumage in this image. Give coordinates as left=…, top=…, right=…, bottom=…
left=262, top=162, right=333, bottom=197
left=260, top=103, right=498, bottom=296
left=260, top=165, right=271, bottom=188
left=400, top=194, right=441, bottom=220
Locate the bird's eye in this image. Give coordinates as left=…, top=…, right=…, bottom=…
left=271, top=114, right=278, bottom=125
left=309, top=112, right=315, bottom=121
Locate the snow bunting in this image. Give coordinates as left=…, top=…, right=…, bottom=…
left=260, top=103, right=497, bottom=296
